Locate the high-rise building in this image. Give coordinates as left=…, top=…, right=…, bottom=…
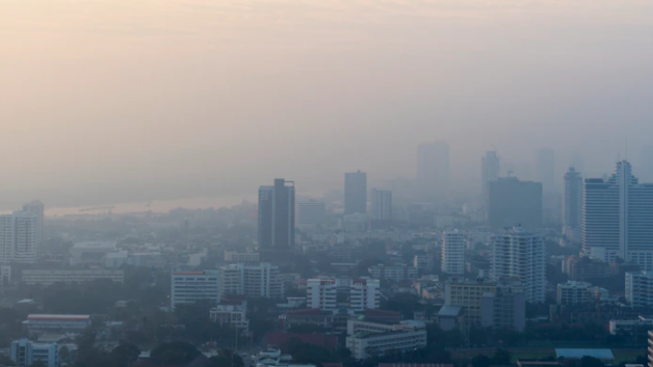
left=490, top=227, right=546, bottom=303
left=370, top=189, right=392, bottom=228
left=22, top=200, right=44, bottom=245
left=441, top=231, right=464, bottom=275
left=258, top=179, right=295, bottom=252
left=536, top=147, right=555, bottom=194
left=0, top=212, right=38, bottom=264
left=170, top=270, right=220, bottom=310
left=487, top=177, right=543, bottom=229
left=297, top=201, right=326, bottom=226
left=219, top=263, right=283, bottom=299
left=345, top=171, right=367, bottom=215
left=417, top=141, right=449, bottom=203
left=10, top=339, right=58, bottom=367
left=481, top=151, right=500, bottom=200
left=350, top=278, right=380, bottom=311
left=563, top=167, right=583, bottom=241
left=625, top=271, right=653, bottom=308
left=306, top=278, right=337, bottom=311
left=582, top=160, right=653, bottom=269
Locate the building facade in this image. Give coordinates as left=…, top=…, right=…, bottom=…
left=487, top=178, right=543, bottom=229
left=556, top=281, right=591, bottom=305
left=349, top=278, right=380, bottom=311
left=22, top=200, right=44, bottom=246
left=171, top=270, right=220, bottom=310
left=481, top=279, right=526, bottom=332
left=346, top=319, right=427, bottom=360
left=625, top=271, right=653, bottom=308
left=481, top=151, right=500, bottom=202
left=563, top=167, right=583, bottom=241
left=536, top=147, right=556, bottom=195
left=306, top=278, right=337, bottom=311
left=297, top=201, right=327, bottom=226
left=441, top=231, right=465, bottom=275
left=417, top=141, right=449, bottom=203
left=368, top=264, right=417, bottom=283
left=11, top=339, right=58, bottom=367
left=220, top=263, right=283, bottom=299
left=23, top=314, right=91, bottom=334
left=259, top=179, right=295, bottom=253
left=0, top=212, right=39, bottom=264
left=21, top=269, right=124, bottom=285
left=490, top=227, right=546, bottom=303
left=345, top=171, right=367, bottom=215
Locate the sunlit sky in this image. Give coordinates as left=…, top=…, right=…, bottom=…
left=2, top=0, right=653, bottom=209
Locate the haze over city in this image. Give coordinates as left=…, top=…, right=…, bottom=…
left=3, top=0, right=653, bottom=211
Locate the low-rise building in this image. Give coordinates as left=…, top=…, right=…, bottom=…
left=10, top=339, right=58, bottom=367
left=21, top=269, right=124, bottom=285
left=609, top=316, right=653, bottom=335
left=209, top=304, right=249, bottom=335
left=23, top=314, right=91, bottom=335
left=224, top=251, right=260, bottom=263
left=626, top=271, right=653, bottom=308
left=171, top=270, right=220, bottom=310
left=350, top=278, right=380, bottom=311
left=346, top=319, right=427, bottom=360
left=556, top=281, right=592, bottom=305
left=69, top=241, right=116, bottom=266
left=369, top=264, right=417, bottom=283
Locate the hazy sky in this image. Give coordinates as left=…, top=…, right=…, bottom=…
left=2, top=0, right=653, bottom=209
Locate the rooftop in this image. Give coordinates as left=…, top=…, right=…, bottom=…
left=555, top=349, right=614, bottom=360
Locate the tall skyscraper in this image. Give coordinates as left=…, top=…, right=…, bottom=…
left=0, top=212, right=39, bottom=264
left=22, top=200, right=44, bottom=245
left=481, top=151, right=500, bottom=200
left=487, top=177, right=543, bottom=229
left=536, top=147, right=555, bottom=194
left=563, top=167, right=583, bottom=241
left=490, top=227, right=546, bottom=303
left=417, top=141, right=449, bottom=203
left=370, top=189, right=392, bottom=222
left=582, top=161, right=653, bottom=269
left=344, top=170, right=367, bottom=215
left=258, top=179, right=295, bottom=252
left=441, top=231, right=464, bottom=275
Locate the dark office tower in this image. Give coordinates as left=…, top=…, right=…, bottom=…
left=417, top=141, right=449, bottom=203
left=370, top=189, right=392, bottom=229
left=641, top=145, right=653, bottom=182
left=481, top=151, right=500, bottom=200
left=562, top=167, right=583, bottom=241
left=536, top=147, right=555, bottom=194
left=258, top=179, right=295, bottom=251
left=345, top=170, right=367, bottom=215
left=487, top=177, right=543, bottom=229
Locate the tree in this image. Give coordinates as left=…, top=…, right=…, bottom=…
left=580, top=356, right=604, bottom=367
left=208, top=349, right=245, bottom=367
left=150, top=341, right=200, bottom=366
left=30, top=361, right=48, bottom=367
left=59, top=346, right=71, bottom=363
left=472, top=355, right=492, bottom=367
left=491, top=348, right=512, bottom=365
left=111, top=342, right=141, bottom=367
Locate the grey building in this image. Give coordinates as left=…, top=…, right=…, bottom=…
left=258, top=179, right=295, bottom=252
left=481, top=151, right=500, bottom=201
left=536, top=147, right=555, bottom=194
left=563, top=167, right=583, bottom=241
left=481, top=279, right=526, bottom=332
left=417, top=141, right=449, bottom=203
left=345, top=170, right=367, bottom=215
left=297, top=201, right=326, bottom=226
left=487, top=177, right=542, bottom=229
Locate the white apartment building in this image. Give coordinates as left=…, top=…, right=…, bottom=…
left=350, top=278, right=380, bottom=311
left=490, top=227, right=546, bottom=303
left=11, top=339, right=58, bottom=367
left=0, top=212, right=39, bottom=264
left=209, top=304, right=249, bottom=334
left=441, top=231, right=465, bottom=275
left=556, top=281, right=591, bottom=305
left=345, top=319, right=427, bottom=360
left=224, top=251, right=260, bottom=263
left=626, top=271, right=653, bottom=308
left=23, top=314, right=91, bottom=334
left=220, top=263, right=283, bottom=299
left=171, top=270, right=220, bottom=310
left=369, top=264, right=417, bottom=282
left=306, top=278, right=337, bottom=311
left=21, top=269, right=124, bottom=285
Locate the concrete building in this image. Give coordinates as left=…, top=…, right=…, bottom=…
left=556, top=281, right=591, bottom=305
left=583, top=161, right=653, bottom=269
left=491, top=227, right=546, bottom=303
left=648, top=330, right=653, bottom=367
left=259, top=179, right=295, bottom=253
left=368, top=264, right=417, bottom=283
left=413, top=254, right=435, bottom=273
left=220, top=263, right=283, bottom=299
left=350, top=278, right=380, bottom=311
left=10, top=339, right=58, bottom=367
left=21, top=269, right=124, bottom=285
left=345, top=170, right=367, bottom=215
left=346, top=319, right=427, bottom=360
left=626, top=271, right=653, bottom=308
left=22, top=200, right=44, bottom=245
left=481, top=279, right=526, bottom=332
left=445, top=279, right=498, bottom=325
left=297, top=201, right=326, bottom=227
left=487, top=178, right=543, bottom=229
left=171, top=270, right=220, bottom=310
left=210, top=304, right=249, bottom=335
left=563, top=167, right=583, bottom=242
left=69, top=241, right=116, bottom=266
left=562, top=256, right=610, bottom=281
left=306, top=278, right=337, bottom=311
left=417, top=141, right=449, bottom=203
left=1, top=265, right=11, bottom=287
left=482, top=151, right=500, bottom=202
left=441, top=231, right=465, bottom=275
left=104, top=251, right=166, bottom=268
left=370, top=189, right=392, bottom=229
left=0, top=212, right=39, bottom=264
left=23, top=314, right=91, bottom=334
left=224, top=251, right=260, bottom=263
left=536, top=147, right=556, bottom=195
